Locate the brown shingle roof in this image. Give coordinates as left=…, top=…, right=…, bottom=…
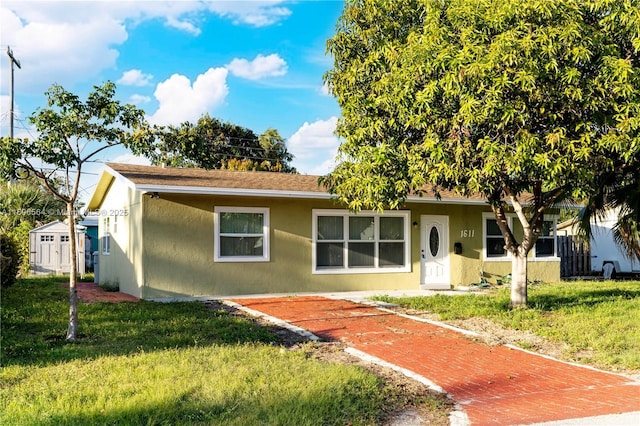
left=107, top=162, right=326, bottom=193
left=101, top=162, right=487, bottom=204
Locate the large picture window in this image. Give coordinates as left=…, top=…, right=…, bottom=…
left=483, top=214, right=558, bottom=260
left=214, top=207, right=269, bottom=262
left=313, top=210, right=410, bottom=273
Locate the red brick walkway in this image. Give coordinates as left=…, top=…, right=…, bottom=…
left=62, top=282, right=140, bottom=303
left=231, top=296, right=640, bottom=425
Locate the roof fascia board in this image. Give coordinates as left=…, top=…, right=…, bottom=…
left=134, top=183, right=489, bottom=205
left=136, top=184, right=333, bottom=200
left=406, top=195, right=487, bottom=205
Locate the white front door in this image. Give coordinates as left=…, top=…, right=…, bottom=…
left=420, top=215, right=450, bottom=289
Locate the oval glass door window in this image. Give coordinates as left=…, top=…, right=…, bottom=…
left=429, top=226, right=440, bottom=257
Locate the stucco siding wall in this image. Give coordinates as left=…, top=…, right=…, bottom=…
left=141, top=195, right=423, bottom=298
left=138, top=194, right=561, bottom=298
left=477, top=260, right=560, bottom=285
left=410, top=203, right=483, bottom=286
left=98, top=181, right=142, bottom=297
left=408, top=204, right=560, bottom=286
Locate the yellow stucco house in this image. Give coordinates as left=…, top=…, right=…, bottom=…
left=86, top=163, right=561, bottom=299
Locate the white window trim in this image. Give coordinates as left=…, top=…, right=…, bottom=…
left=482, top=213, right=560, bottom=261
left=312, top=209, right=411, bottom=274
left=214, top=206, right=270, bottom=262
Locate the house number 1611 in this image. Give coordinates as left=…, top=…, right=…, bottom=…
left=460, top=229, right=475, bottom=238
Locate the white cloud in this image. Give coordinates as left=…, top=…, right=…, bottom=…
left=204, top=1, right=291, bottom=27
left=0, top=1, right=290, bottom=98
left=128, top=94, right=152, bottom=105
left=118, top=69, right=154, bottom=87
left=288, top=117, right=341, bottom=175
left=1, top=5, right=127, bottom=94
left=165, top=15, right=201, bottom=35
left=226, top=54, right=287, bottom=80
left=320, top=82, right=331, bottom=96
left=148, top=67, right=229, bottom=126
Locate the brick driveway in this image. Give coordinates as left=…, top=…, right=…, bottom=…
left=230, top=296, right=640, bottom=425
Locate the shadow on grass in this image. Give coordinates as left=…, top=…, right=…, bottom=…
left=1, top=278, right=277, bottom=368
left=529, top=286, right=640, bottom=311
left=374, top=282, right=640, bottom=320
left=9, top=385, right=384, bottom=426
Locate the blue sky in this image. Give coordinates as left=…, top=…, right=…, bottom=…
left=1, top=0, right=345, bottom=202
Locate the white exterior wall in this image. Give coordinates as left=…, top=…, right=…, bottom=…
left=97, top=179, right=144, bottom=296
left=589, top=210, right=640, bottom=273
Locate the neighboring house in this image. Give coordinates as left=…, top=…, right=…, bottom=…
left=29, top=220, right=86, bottom=275
left=86, top=163, right=561, bottom=299
left=558, top=208, right=640, bottom=275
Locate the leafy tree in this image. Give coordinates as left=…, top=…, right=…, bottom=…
left=0, top=81, right=152, bottom=341
left=149, top=114, right=296, bottom=173
left=323, top=0, right=640, bottom=306
left=258, top=128, right=296, bottom=173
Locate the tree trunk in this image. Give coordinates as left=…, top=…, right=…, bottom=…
left=65, top=202, right=78, bottom=342
left=510, top=252, right=528, bottom=308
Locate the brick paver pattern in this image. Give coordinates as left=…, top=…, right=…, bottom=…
left=70, top=282, right=140, bottom=303
left=232, top=296, right=640, bottom=425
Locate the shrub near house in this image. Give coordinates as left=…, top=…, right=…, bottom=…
left=1, top=232, right=19, bottom=288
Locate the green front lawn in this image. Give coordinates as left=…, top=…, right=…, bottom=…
left=374, top=280, right=640, bottom=372
left=1, top=277, right=444, bottom=425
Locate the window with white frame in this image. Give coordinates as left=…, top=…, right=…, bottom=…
left=214, top=207, right=270, bottom=262
left=485, top=217, right=507, bottom=258
left=535, top=220, right=556, bottom=257
left=102, top=217, right=111, bottom=255
left=483, top=214, right=557, bottom=260
left=313, top=210, right=410, bottom=273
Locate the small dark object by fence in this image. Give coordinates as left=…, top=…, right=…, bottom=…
left=558, top=236, right=591, bottom=277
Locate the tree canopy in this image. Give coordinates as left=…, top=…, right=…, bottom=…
left=148, top=115, right=296, bottom=173
left=323, top=0, right=640, bottom=306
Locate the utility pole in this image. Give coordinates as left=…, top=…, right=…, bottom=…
left=7, top=46, right=21, bottom=139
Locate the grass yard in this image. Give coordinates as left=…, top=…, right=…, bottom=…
left=373, top=280, right=640, bottom=372
left=0, top=277, right=445, bottom=426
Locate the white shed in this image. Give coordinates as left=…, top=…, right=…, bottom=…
left=29, top=221, right=86, bottom=275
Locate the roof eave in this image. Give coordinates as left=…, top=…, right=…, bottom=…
left=137, top=184, right=333, bottom=200
left=136, top=184, right=488, bottom=205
